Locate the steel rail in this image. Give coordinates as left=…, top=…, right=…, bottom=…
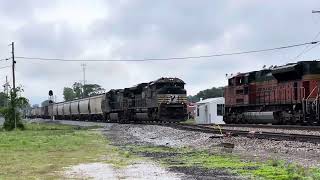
left=212, top=124, right=320, bottom=131
left=169, top=124, right=320, bottom=144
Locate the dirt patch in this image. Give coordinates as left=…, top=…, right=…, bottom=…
left=64, top=162, right=183, bottom=179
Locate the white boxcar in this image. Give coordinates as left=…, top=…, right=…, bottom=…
left=63, top=102, right=71, bottom=116
left=89, top=95, right=103, bottom=115
left=79, top=98, right=90, bottom=115
left=70, top=100, right=79, bottom=115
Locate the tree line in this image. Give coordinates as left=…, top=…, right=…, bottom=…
left=63, top=82, right=105, bottom=101
left=187, top=87, right=224, bottom=102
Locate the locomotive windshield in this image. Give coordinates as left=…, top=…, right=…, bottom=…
left=156, top=82, right=186, bottom=94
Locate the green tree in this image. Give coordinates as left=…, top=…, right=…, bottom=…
left=63, top=87, right=76, bottom=101
left=72, top=82, right=83, bottom=99
left=41, top=100, right=54, bottom=107
left=0, top=87, right=29, bottom=131
left=70, top=82, right=105, bottom=99
left=0, top=92, right=8, bottom=107
left=188, top=87, right=224, bottom=102
left=83, top=84, right=105, bottom=97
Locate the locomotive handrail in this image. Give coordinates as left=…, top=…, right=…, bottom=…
left=306, top=86, right=317, bottom=100
left=305, top=86, right=318, bottom=114
left=300, top=87, right=305, bottom=100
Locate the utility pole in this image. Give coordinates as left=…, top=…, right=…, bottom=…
left=10, top=42, right=16, bottom=129
left=81, top=63, right=86, bottom=98
left=81, top=63, right=86, bottom=86
left=11, top=42, right=15, bottom=90
left=3, top=76, right=9, bottom=107
left=312, top=10, right=320, bottom=13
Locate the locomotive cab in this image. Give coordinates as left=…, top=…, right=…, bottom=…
left=152, top=78, right=188, bottom=122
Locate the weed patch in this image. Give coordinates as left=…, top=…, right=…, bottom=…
left=126, top=145, right=320, bottom=180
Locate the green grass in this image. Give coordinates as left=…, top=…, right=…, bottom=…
left=0, top=123, right=137, bottom=179
left=180, top=118, right=195, bottom=124
left=127, top=145, right=320, bottom=180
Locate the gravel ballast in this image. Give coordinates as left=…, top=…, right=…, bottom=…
left=28, top=119, right=320, bottom=179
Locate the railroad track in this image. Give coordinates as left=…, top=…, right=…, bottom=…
left=169, top=124, right=320, bottom=144
left=217, top=124, right=320, bottom=131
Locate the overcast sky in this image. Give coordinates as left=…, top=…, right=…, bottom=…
left=0, top=0, right=320, bottom=105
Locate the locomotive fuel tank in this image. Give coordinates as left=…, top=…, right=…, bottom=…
left=243, top=111, right=280, bottom=124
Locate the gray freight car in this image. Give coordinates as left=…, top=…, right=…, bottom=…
left=79, top=98, right=90, bottom=120
left=70, top=100, right=79, bottom=120
left=89, top=95, right=104, bottom=120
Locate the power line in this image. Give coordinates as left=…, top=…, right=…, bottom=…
left=297, top=41, right=320, bottom=57
left=295, top=11, right=320, bottom=60
left=15, top=41, right=319, bottom=62
left=294, top=32, right=320, bottom=60
left=0, top=58, right=10, bottom=62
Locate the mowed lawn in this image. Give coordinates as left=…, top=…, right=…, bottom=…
left=0, top=123, right=109, bottom=179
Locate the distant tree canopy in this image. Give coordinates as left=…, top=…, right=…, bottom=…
left=0, top=92, right=8, bottom=107
left=63, top=87, right=76, bottom=101
left=63, top=82, right=105, bottom=101
left=188, top=87, right=224, bottom=102
left=41, top=100, right=54, bottom=107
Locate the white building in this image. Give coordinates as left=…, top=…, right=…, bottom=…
left=195, top=97, right=225, bottom=124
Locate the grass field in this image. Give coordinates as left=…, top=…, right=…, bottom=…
left=0, top=123, right=136, bottom=179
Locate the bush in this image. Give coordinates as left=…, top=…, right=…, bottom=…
left=0, top=88, right=28, bottom=131
left=1, top=106, right=25, bottom=131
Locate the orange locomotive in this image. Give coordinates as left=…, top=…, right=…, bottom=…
left=224, top=61, right=320, bottom=125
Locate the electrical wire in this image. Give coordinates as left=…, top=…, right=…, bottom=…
left=294, top=29, right=320, bottom=60
left=0, top=58, right=10, bottom=62
left=297, top=41, right=320, bottom=57
left=15, top=41, right=319, bottom=62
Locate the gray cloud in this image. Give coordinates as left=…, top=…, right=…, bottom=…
left=0, top=0, right=319, bottom=104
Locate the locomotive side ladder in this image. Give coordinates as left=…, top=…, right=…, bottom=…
left=303, top=86, right=320, bottom=123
